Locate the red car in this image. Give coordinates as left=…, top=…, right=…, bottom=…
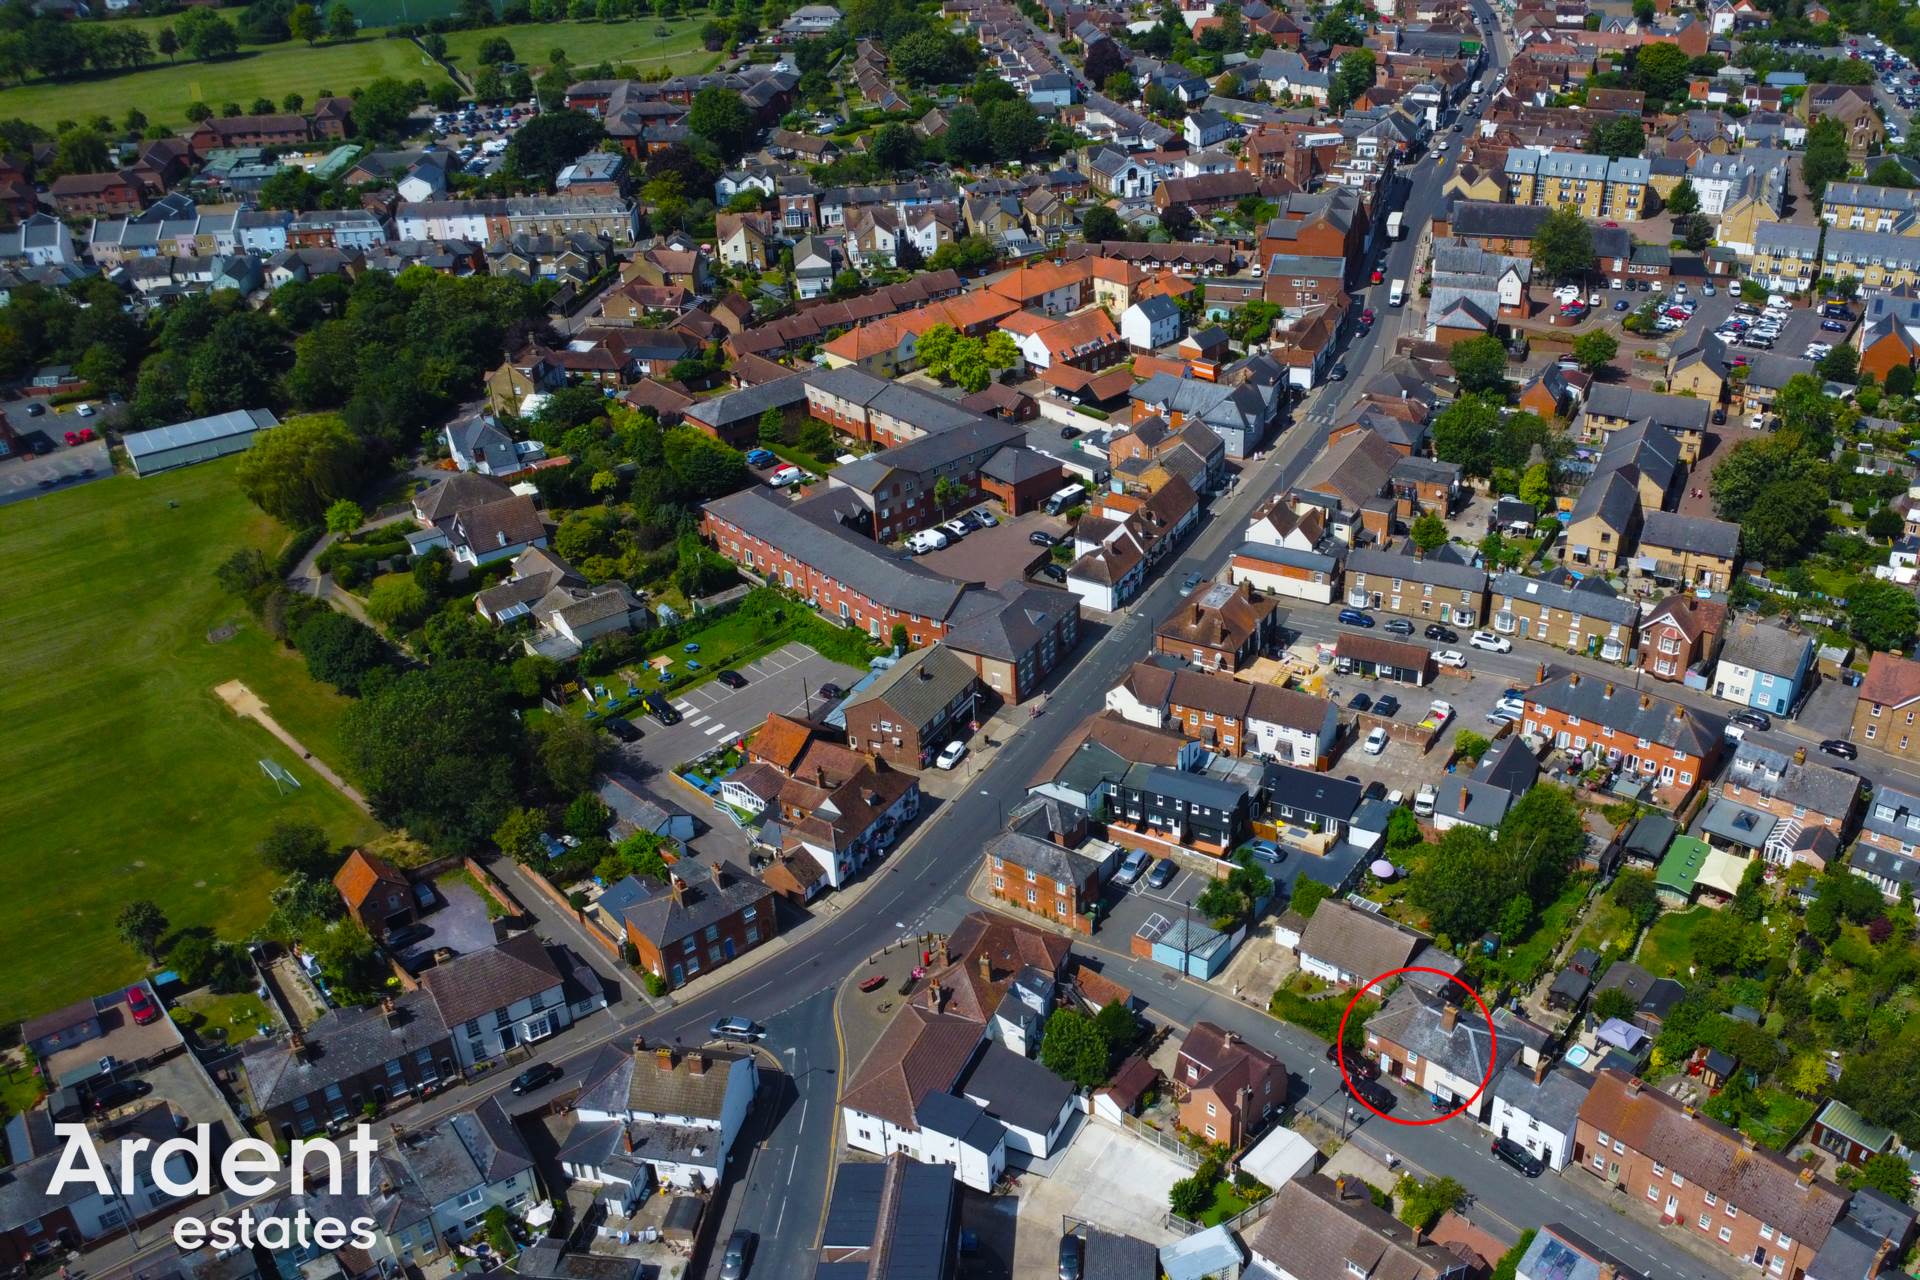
left=126, top=985, right=159, bottom=1025
left=77, top=427, right=95, bottom=443
left=1370, top=269, right=1384, bottom=284
left=63, top=430, right=78, bottom=445
left=1361, top=308, right=1375, bottom=324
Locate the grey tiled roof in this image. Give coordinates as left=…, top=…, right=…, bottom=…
left=1347, top=541, right=1487, bottom=594
left=944, top=584, right=1075, bottom=662
left=419, top=933, right=563, bottom=1029
left=1492, top=570, right=1639, bottom=626
left=848, top=644, right=977, bottom=727
left=1719, top=616, right=1812, bottom=679
left=616, top=859, right=771, bottom=950
left=242, top=988, right=450, bottom=1110
left=1638, top=510, right=1739, bottom=560
left=1583, top=386, right=1710, bottom=433
left=1525, top=669, right=1725, bottom=754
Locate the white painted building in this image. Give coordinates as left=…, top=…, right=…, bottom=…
left=568, top=1041, right=758, bottom=1193
left=1120, top=296, right=1183, bottom=351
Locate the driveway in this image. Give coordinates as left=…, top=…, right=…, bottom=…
left=616, top=641, right=865, bottom=771
left=1010, top=1120, right=1191, bottom=1276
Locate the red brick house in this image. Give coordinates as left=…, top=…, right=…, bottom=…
left=333, top=849, right=414, bottom=937
left=1152, top=580, right=1286, bottom=672
left=1574, top=1069, right=1845, bottom=1279
left=984, top=801, right=1104, bottom=933
left=49, top=170, right=144, bottom=217
left=1637, top=594, right=1726, bottom=684
left=620, top=860, right=777, bottom=990
left=977, top=444, right=1065, bottom=514
left=1173, top=1021, right=1287, bottom=1148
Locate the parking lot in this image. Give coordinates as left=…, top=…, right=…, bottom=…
left=918, top=509, right=1068, bottom=588
left=614, top=641, right=866, bottom=769
left=0, top=436, right=110, bottom=506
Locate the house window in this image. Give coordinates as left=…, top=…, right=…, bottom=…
left=1207, top=1102, right=1217, bottom=1116
left=1699, top=1215, right=1712, bottom=1231
left=1705, top=1193, right=1717, bottom=1207
left=1719, top=1227, right=1733, bottom=1243
left=1652, top=1162, right=1665, bottom=1176
left=1205, top=1124, right=1217, bottom=1139
left=1647, top=1184, right=1660, bottom=1201
left=1726, top=1203, right=1737, bottom=1218
left=457, top=1189, right=483, bottom=1209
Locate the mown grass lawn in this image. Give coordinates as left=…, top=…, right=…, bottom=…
left=439, top=17, right=719, bottom=76
left=0, top=458, right=382, bottom=1028
left=1637, top=905, right=1715, bottom=979
left=0, top=36, right=443, bottom=132
left=175, top=988, right=276, bottom=1048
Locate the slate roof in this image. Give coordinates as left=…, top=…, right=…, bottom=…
left=1369, top=989, right=1522, bottom=1085
left=1492, top=570, right=1639, bottom=626
left=943, top=583, right=1075, bottom=662
left=1296, top=898, right=1429, bottom=978
left=984, top=828, right=1098, bottom=888
left=1525, top=668, right=1725, bottom=754
left=1516, top=1225, right=1649, bottom=1280
left=1584, top=385, right=1711, bottom=433
left=958, top=1040, right=1074, bottom=1133
left=1718, top=617, right=1812, bottom=679
left=242, top=989, right=450, bottom=1110
left=1447, top=199, right=1553, bottom=240
left=1250, top=1173, right=1465, bottom=1280
left=817, top=1153, right=959, bottom=1278
left=1348, top=542, right=1488, bottom=594
left=1638, top=510, right=1740, bottom=560
left=574, top=1040, right=748, bottom=1121
left=705, top=487, right=967, bottom=621
left=614, top=860, right=771, bottom=951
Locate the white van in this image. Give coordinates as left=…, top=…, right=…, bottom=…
left=1043, top=483, right=1085, bottom=515
left=769, top=464, right=805, bottom=487
left=907, top=529, right=950, bottom=554
left=1388, top=279, right=1407, bottom=306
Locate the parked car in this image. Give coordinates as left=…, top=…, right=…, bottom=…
left=717, top=669, right=748, bottom=689
left=1729, top=709, right=1773, bottom=731
left=644, top=692, right=681, bottom=725
left=818, top=682, right=844, bottom=702
left=1363, top=726, right=1390, bottom=755
left=1350, top=1076, right=1395, bottom=1113
left=1040, top=563, right=1068, bottom=582
left=1822, top=319, right=1849, bottom=332
left=1028, top=530, right=1057, bottom=547
left=720, top=1229, right=754, bottom=1280
left=604, top=717, right=642, bottom=743
left=972, top=508, right=998, bottom=527
left=1146, top=858, right=1179, bottom=890
left=74, top=403, right=93, bottom=417
left=1338, top=607, right=1376, bottom=627
left=744, top=448, right=775, bottom=466
left=1325, top=1041, right=1380, bottom=1080
left=710, top=1016, right=766, bottom=1042
left=1373, top=695, right=1401, bottom=718
left=1348, top=692, right=1373, bottom=712
left=126, top=986, right=159, bottom=1026
left=1329, top=363, right=1348, bottom=381
left=1114, top=848, right=1151, bottom=886
left=1491, top=1137, right=1545, bottom=1177
left=1245, top=840, right=1285, bottom=865
left=510, top=1062, right=563, bottom=1095
left=1413, top=784, right=1437, bottom=817
left=1384, top=618, right=1415, bottom=636
left=941, top=519, right=971, bottom=540
left=24, top=401, right=43, bottom=416
left=1468, top=631, right=1511, bottom=653
left=935, top=740, right=968, bottom=770
left=1434, top=649, right=1469, bottom=667
left=1058, top=1233, right=1083, bottom=1280
left=1424, top=624, right=1458, bottom=643
left=88, top=1077, right=152, bottom=1111
left=1820, top=738, right=1859, bottom=760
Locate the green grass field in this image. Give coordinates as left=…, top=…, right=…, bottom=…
left=1636, top=905, right=1714, bottom=979
left=438, top=17, right=718, bottom=76
left=0, top=37, right=444, bottom=132
left=0, top=459, right=382, bottom=1028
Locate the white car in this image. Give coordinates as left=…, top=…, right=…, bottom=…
left=1433, top=649, right=1468, bottom=668
left=1364, top=726, right=1390, bottom=755
left=907, top=529, right=950, bottom=554
left=75, top=403, right=94, bottom=417
left=934, top=740, right=968, bottom=770
left=1468, top=631, right=1511, bottom=653
left=1413, top=784, right=1437, bottom=817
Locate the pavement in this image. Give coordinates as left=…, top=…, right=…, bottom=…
left=0, top=436, right=110, bottom=506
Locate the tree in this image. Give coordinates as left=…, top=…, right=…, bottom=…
left=1169, top=1175, right=1211, bottom=1219
left=1632, top=41, right=1689, bottom=100
left=891, top=28, right=975, bottom=84
left=1291, top=876, right=1331, bottom=917
left=1803, top=116, right=1849, bottom=199
left=1430, top=392, right=1503, bottom=475
left=1039, top=1007, right=1111, bottom=1089
left=985, top=99, right=1044, bottom=160
left=1869, top=507, right=1906, bottom=542
left=259, top=820, right=340, bottom=880
left=294, top=610, right=391, bottom=693
left=1518, top=461, right=1555, bottom=509
left=1861, top=1153, right=1914, bottom=1204
left=1411, top=786, right=1584, bottom=942
left=236, top=413, right=363, bottom=526
left=478, top=35, right=516, bottom=65
left=1741, top=476, right=1827, bottom=563
left=1869, top=159, right=1918, bottom=189
left=1848, top=579, right=1920, bottom=653
left=1531, top=204, right=1594, bottom=281
left=351, top=77, right=421, bottom=141
left=494, top=807, right=548, bottom=862
left=1665, top=176, right=1700, bottom=215
left=325, top=498, right=365, bottom=534
left=1679, top=212, right=1713, bottom=252
left=367, top=576, right=432, bottom=630
left=916, top=323, right=959, bottom=377
left=1449, top=334, right=1510, bottom=396
left=932, top=474, right=967, bottom=517
left=1330, top=48, right=1376, bottom=112
left=689, top=85, right=752, bottom=159
left=1588, top=113, right=1645, bottom=160
left=1080, top=203, right=1124, bottom=245
left=175, top=7, right=240, bottom=60
left=157, top=26, right=178, bottom=60
left=1592, top=987, right=1638, bottom=1023
left=118, top=899, right=169, bottom=964
left=343, top=661, right=526, bottom=851
left=1571, top=330, right=1619, bottom=374
left=327, top=3, right=358, bottom=38
left=1410, top=510, right=1448, bottom=552
left=983, top=330, right=1020, bottom=370
left=1397, top=1175, right=1466, bottom=1231
left=533, top=714, right=603, bottom=798
left=1197, top=852, right=1271, bottom=931
left=290, top=2, right=322, bottom=42
left=504, top=109, right=609, bottom=186
left=1613, top=871, right=1659, bottom=927
left=870, top=122, right=918, bottom=170
left=1819, top=344, right=1858, bottom=384
left=52, top=126, right=109, bottom=177
left=1712, top=430, right=1822, bottom=525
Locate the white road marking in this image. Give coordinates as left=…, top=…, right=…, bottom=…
left=686, top=713, right=709, bottom=726
left=705, top=722, right=731, bottom=736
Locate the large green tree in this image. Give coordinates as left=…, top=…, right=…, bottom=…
left=1039, top=1007, right=1111, bottom=1089
left=1631, top=41, right=1689, bottom=100
left=118, top=899, right=170, bottom=964
left=504, top=109, right=609, bottom=187
left=1330, top=48, right=1376, bottom=111
left=1531, top=204, right=1595, bottom=281
left=690, top=85, right=753, bottom=159
left=235, top=412, right=362, bottom=527
left=1847, top=579, right=1920, bottom=653
left=1449, top=336, right=1511, bottom=397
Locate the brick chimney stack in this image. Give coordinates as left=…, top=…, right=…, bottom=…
left=688, top=1052, right=708, bottom=1076
left=657, top=1044, right=676, bottom=1071
left=979, top=951, right=992, bottom=983
left=1442, top=1003, right=1458, bottom=1032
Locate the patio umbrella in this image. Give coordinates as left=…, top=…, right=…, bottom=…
left=1371, top=859, right=1397, bottom=880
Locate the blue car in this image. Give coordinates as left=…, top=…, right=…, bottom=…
left=745, top=448, right=775, bottom=466
left=1338, top=607, right=1376, bottom=627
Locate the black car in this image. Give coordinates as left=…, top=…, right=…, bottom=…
left=1041, top=563, right=1068, bottom=582
left=1730, top=710, right=1773, bottom=731
left=1423, top=623, right=1458, bottom=643
left=604, top=717, right=642, bottom=743
left=1712, top=407, right=1727, bottom=425
left=1372, top=694, right=1401, bottom=718
left=645, top=692, right=681, bottom=726
left=720, top=1229, right=754, bottom=1280
left=1820, top=738, right=1858, bottom=760
left=1029, top=530, right=1057, bottom=547
left=1350, top=1076, right=1395, bottom=1113
left=1383, top=617, right=1415, bottom=636
left=510, top=1062, right=563, bottom=1095
left=1146, top=858, right=1178, bottom=890
left=1058, top=1234, right=1083, bottom=1280
left=717, top=669, right=748, bottom=689
left=1329, top=363, right=1348, bottom=381
left=1347, top=691, right=1373, bottom=712
left=1491, top=1137, right=1546, bottom=1178
left=1324, top=1040, right=1380, bottom=1080
left=88, top=1077, right=153, bottom=1111
left=818, top=682, right=844, bottom=702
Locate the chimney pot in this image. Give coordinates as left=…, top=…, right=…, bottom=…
left=1442, top=1003, right=1459, bottom=1031
left=1640, top=693, right=1652, bottom=709
left=1569, top=673, right=1581, bottom=687
left=1626, top=1076, right=1644, bottom=1097
left=979, top=951, right=992, bottom=982
left=1604, top=682, right=1614, bottom=698
left=688, top=1052, right=708, bottom=1076
left=1799, top=1166, right=1816, bottom=1187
